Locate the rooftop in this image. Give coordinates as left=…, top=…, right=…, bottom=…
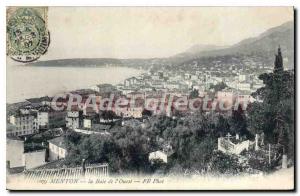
left=92, top=124, right=111, bottom=130
left=48, top=136, right=66, bottom=149
left=7, top=135, right=23, bottom=141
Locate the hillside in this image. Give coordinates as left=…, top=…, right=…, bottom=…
left=174, top=21, right=294, bottom=68
left=26, top=21, right=294, bottom=69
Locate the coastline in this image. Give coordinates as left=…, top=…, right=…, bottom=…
left=7, top=65, right=145, bottom=104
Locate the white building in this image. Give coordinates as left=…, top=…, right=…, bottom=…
left=238, top=82, right=251, bottom=91
left=66, top=111, right=80, bottom=129
left=48, top=136, right=67, bottom=161
left=238, top=74, right=247, bottom=82
left=23, top=150, right=46, bottom=169
left=164, top=82, right=180, bottom=90
left=9, top=112, right=38, bottom=137
left=191, top=75, right=199, bottom=80
left=124, top=77, right=138, bottom=87
left=7, top=137, right=24, bottom=169
left=37, top=106, right=67, bottom=130
left=149, top=145, right=174, bottom=164
left=149, top=150, right=168, bottom=163
left=83, top=118, right=92, bottom=129
left=7, top=137, right=46, bottom=171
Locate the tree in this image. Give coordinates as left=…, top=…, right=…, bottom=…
left=248, top=67, right=294, bottom=160
left=100, top=110, right=118, bottom=121
left=189, top=89, right=199, bottom=99
left=208, top=151, right=243, bottom=175
left=214, top=114, right=230, bottom=137
left=229, top=104, right=250, bottom=137
left=209, top=82, right=227, bottom=92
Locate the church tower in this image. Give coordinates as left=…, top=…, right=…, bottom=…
left=274, top=46, right=284, bottom=73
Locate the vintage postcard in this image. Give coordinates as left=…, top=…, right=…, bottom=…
left=6, top=7, right=295, bottom=190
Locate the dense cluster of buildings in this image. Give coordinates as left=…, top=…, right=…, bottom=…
left=8, top=49, right=282, bottom=177
left=114, top=62, right=265, bottom=100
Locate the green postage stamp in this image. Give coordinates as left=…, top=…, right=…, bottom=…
left=6, top=7, right=50, bottom=62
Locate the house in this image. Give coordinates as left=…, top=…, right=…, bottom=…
left=6, top=137, right=24, bottom=172
left=149, top=144, right=174, bottom=164
left=6, top=123, right=16, bottom=137
left=37, top=106, right=67, bottom=130
left=91, top=84, right=121, bottom=98
left=82, top=111, right=99, bottom=129
left=191, top=74, right=199, bottom=81
left=48, top=136, right=67, bottom=161
left=124, top=77, right=138, bottom=87
left=238, top=74, right=247, bottom=82
left=151, top=74, right=160, bottom=81
left=65, top=110, right=82, bottom=129
left=23, top=150, right=46, bottom=169
left=184, top=73, right=191, bottom=80
left=9, top=109, right=38, bottom=137
left=73, top=116, right=111, bottom=134
left=83, top=118, right=92, bottom=129
left=7, top=137, right=46, bottom=173
left=149, top=80, right=164, bottom=89
left=164, top=82, right=180, bottom=90
left=149, top=151, right=169, bottom=163
left=238, top=82, right=251, bottom=91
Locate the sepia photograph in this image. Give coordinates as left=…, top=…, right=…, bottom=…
left=5, top=5, right=295, bottom=191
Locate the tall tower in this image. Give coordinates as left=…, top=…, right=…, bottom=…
left=274, top=46, right=284, bottom=73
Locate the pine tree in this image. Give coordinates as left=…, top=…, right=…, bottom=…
left=248, top=47, right=294, bottom=160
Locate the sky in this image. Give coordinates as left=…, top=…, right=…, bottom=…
left=40, top=7, right=293, bottom=60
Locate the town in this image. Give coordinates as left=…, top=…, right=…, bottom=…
left=6, top=47, right=294, bottom=181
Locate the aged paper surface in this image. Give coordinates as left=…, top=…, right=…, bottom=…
left=6, top=7, right=294, bottom=190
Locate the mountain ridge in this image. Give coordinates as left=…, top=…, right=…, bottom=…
left=26, top=20, right=294, bottom=68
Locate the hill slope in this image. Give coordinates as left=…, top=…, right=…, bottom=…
left=26, top=21, right=294, bottom=69
left=174, top=21, right=294, bottom=68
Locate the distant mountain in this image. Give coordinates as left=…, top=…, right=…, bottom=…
left=169, top=44, right=227, bottom=63
left=185, top=44, right=227, bottom=54
left=27, top=21, right=294, bottom=69
left=202, top=21, right=293, bottom=55
left=174, top=21, right=294, bottom=68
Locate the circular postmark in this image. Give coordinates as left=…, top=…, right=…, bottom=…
left=7, top=8, right=50, bottom=63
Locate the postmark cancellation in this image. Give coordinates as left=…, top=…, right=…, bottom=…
left=6, top=7, right=50, bottom=63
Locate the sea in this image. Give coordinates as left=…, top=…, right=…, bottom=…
left=7, top=64, right=144, bottom=103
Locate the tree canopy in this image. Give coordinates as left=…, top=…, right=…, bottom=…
left=248, top=70, right=294, bottom=159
